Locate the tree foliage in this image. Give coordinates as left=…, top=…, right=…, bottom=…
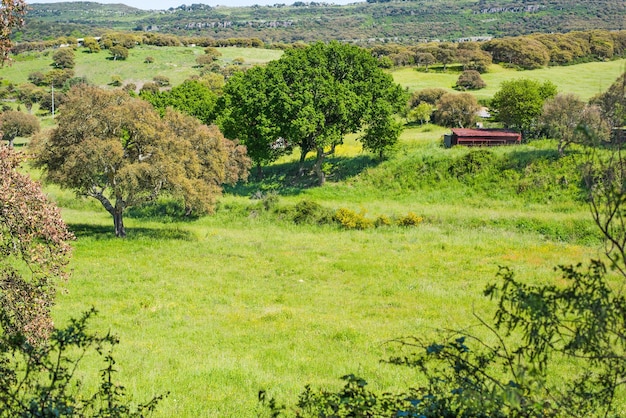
left=590, top=71, right=626, bottom=129
left=221, top=41, right=406, bottom=184
left=0, top=148, right=73, bottom=343
left=141, top=79, right=218, bottom=125
left=109, top=45, right=129, bottom=61
left=0, top=308, right=166, bottom=417
left=0, top=0, right=26, bottom=64
left=0, top=110, right=40, bottom=147
left=455, top=69, right=486, bottom=90
left=491, top=79, right=557, bottom=138
left=31, top=85, right=250, bottom=237
left=51, top=47, right=74, bottom=69
left=434, top=92, right=480, bottom=128
left=541, top=93, right=610, bottom=155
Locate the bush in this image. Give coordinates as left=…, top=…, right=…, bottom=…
left=277, top=199, right=334, bottom=225
left=374, top=214, right=392, bottom=227
left=396, top=212, right=423, bottom=226
left=334, top=208, right=373, bottom=230
left=153, top=75, right=170, bottom=87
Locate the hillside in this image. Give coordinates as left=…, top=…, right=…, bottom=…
left=19, top=0, right=626, bottom=44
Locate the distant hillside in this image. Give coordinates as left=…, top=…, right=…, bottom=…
left=17, top=0, right=626, bottom=44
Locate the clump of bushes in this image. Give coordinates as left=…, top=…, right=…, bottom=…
left=334, top=208, right=373, bottom=230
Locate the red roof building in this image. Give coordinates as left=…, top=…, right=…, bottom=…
left=444, top=128, right=522, bottom=148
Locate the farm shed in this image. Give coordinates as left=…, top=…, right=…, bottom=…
left=444, top=128, right=522, bottom=148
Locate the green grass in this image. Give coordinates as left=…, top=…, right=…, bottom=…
left=392, top=59, right=626, bottom=101
left=6, top=45, right=623, bottom=416
left=47, top=130, right=612, bottom=416
left=2, top=46, right=283, bottom=88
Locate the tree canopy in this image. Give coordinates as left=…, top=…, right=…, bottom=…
left=31, top=85, right=250, bottom=237
left=0, top=148, right=73, bottom=343
left=0, top=110, right=40, bottom=148
left=491, top=78, right=557, bottom=138
left=220, top=41, right=407, bottom=184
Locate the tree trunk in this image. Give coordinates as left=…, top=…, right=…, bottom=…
left=256, top=163, right=264, bottom=180
left=298, top=148, right=309, bottom=176
left=113, top=209, right=126, bottom=238
left=313, top=147, right=326, bottom=186
left=90, top=191, right=126, bottom=238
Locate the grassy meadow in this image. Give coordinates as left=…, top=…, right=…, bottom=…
left=2, top=48, right=625, bottom=415
left=49, top=128, right=610, bottom=416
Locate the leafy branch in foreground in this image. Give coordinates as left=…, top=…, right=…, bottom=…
left=0, top=307, right=166, bottom=417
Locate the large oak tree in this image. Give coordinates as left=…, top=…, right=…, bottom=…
left=221, top=41, right=407, bottom=184
left=31, top=85, right=250, bottom=237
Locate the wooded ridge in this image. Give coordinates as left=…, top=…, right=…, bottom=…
left=18, top=0, right=626, bottom=44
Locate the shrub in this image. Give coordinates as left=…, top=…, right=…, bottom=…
left=374, top=214, right=392, bottom=227
left=110, top=75, right=123, bottom=86
left=144, top=56, right=154, bottom=63
left=334, top=208, right=373, bottom=230
left=153, top=75, right=170, bottom=87
left=290, top=199, right=334, bottom=225
left=397, top=212, right=423, bottom=226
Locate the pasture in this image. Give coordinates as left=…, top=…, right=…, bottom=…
left=49, top=128, right=610, bottom=416
left=3, top=47, right=624, bottom=415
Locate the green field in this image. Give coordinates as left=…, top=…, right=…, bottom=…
left=4, top=47, right=625, bottom=416
left=45, top=128, right=611, bottom=416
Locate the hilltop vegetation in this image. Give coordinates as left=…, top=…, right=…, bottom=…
left=18, top=0, right=626, bottom=44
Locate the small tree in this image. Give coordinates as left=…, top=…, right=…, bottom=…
left=0, top=110, right=40, bottom=148
left=541, top=93, right=610, bottom=155
left=434, top=92, right=480, bottom=128
left=82, top=36, right=100, bottom=53
left=109, top=45, right=129, bottom=61
left=203, top=46, right=222, bottom=61
left=52, top=48, right=75, bottom=69
left=409, top=102, right=433, bottom=125
left=491, top=78, right=557, bottom=137
left=455, top=69, right=486, bottom=90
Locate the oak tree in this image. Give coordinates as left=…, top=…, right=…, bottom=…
left=0, top=110, right=40, bottom=148
left=31, top=86, right=250, bottom=237
left=434, top=92, right=480, bottom=128
left=222, top=41, right=406, bottom=185
left=540, top=93, right=610, bottom=155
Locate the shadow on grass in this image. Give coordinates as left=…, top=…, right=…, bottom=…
left=225, top=154, right=379, bottom=197
left=68, top=223, right=195, bottom=241
left=504, top=147, right=565, bottom=168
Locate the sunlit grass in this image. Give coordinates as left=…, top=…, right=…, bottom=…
left=392, top=59, right=626, bottom=101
